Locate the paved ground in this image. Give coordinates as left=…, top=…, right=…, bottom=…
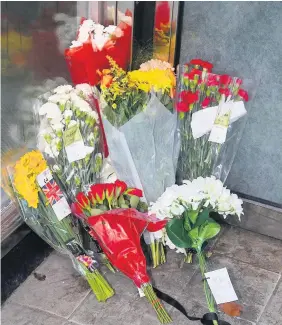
left=2, top=226, right=282, bottom=325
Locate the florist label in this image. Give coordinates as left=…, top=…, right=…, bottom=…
left=205, top=267, right=238, bottom=304
left=63, top=124, right=86, bottom=163
left=209, top=101, right=233, bottom=144
left=37, top=168, right=71, bottom=221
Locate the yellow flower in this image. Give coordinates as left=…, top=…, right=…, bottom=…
left=13, top=151, right=47, bottom=208
left=112, top=103, right=117, bottom=109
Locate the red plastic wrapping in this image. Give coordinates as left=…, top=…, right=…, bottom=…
left=86, top=208, right=166, bottom=288
left=65, top=11, right=132, bottom=86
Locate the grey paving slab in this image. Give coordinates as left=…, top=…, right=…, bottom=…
left=214, top=226, right=282, bottom=273
left=258, top=279, right=282, bottom=325
left=178, top=254, right=279, bottom=323
left=1, top=302, right=67, bottom=325
left=8, top=252, right=90, bottom=318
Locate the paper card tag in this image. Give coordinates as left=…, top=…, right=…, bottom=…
left=37, top=168, right=71, bottom=221
left=205, top=267, right=238, bottom=304
left=63, top=124, right=86, bottom=163
left=209, top=101, right=233, bottom=144
left=137, top=287, right=145, bottom=297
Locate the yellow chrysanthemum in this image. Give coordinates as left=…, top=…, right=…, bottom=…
left=13, top=150, right=47, bottom=208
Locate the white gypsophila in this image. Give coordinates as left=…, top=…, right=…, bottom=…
left=75, top=84, right=93, bottom=97
left=39, top=102, right=61, bottom=119
left=64, top=109, right=73, bottom=119
left=68, top=120, right=77, bottom=128
left=53, top=85, right=73, bottom=94
left=84, top=146, right=94, bottom=155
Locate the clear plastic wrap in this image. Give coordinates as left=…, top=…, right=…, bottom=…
left=102, top=93, right=179, bottom=203
left=176, top=63, right=255, bottom=184
left=33, top=84, right=105, bottom=201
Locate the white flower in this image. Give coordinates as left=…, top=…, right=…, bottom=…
left=39, top=102, right=61, bottom=119
left=73, top=97, right=92, bottom=113
left=53, top=165, right=60, bottom=172
left=48, top=93, right=70, bottom=106
left=68, top=120, right=77, bottom=128
left=118, top=12, right=132, bottom=26
left=53, top=85, right=73, bottom=94
left=93, top=23, right=105, bottom=35
left=52, top=123, right=64, bottom=131
left=87, top=110, right=98, bottom=120
left=75, top=84, right=93, bottom=97
left=170, top=202, right=185, bottom=216
left=70, top=40, right=83, bottom=48
left=92, top=34, right=109, bottom=51
left=104, top=25, right=116, bottom=35
left=64, top=109, right=73, bottom=119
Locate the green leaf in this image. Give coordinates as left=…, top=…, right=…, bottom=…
left=194, top=208, right=210, bottom=227
left=90, top=208, right=104, bottom=216
left=188, top=227, right=199, bottom=242
left=184, top=211, right=191, bottom=232
left=120, top=203, right=129, bottom=208
left=118, top=195, right=125, bottom=206
left=130, top=195, right=139, bottom=209
left=187, top=210, right=199, bottom=224
left=198, top=221, right=221, bottom=242
left=166, top=218, right=192, bottom=248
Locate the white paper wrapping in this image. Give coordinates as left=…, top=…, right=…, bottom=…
left=102, top=94, right=179, bottom=203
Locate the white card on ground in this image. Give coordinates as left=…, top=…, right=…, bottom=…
left=204, top=267, right=238, bottom=304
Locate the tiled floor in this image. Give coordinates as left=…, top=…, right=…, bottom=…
left=2, top=226, right=282, bottom=325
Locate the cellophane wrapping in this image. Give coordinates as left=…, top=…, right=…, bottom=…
left=102, top=93, right=180, bottom=204
left=176, top=64, right=255, bottom=184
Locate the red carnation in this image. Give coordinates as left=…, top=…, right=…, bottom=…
left=238, top=88, right=249, bottom=101
left=190, top=59, right=213, bottom=72
left=219, top=88, right=231, bottom=97
left=180, top=90, right=199, bottom=104
left=176, top=102, right=189, bottom=112
left=207, top=74, right=219, bottom=87
left=76, top=192, right=90, bottom=208
left=114, top=179, right=127, bottom=197
left=126, top=188, right=143, bottom=197
left=235, top=78, right=243, bottom=86
left=202, top=97, right=211, bottom=109
left=220, top=74, right=232, bottom=86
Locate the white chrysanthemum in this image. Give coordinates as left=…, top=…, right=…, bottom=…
left=93, top=34, right=109, bottom=51
left=39, top=102, right=61, bottom=119
left=53, top=85, right=73, bottom=94
left=75, top=84, right=93, bottom=97
left=73, top=97, right=92, bottom=113
left=93, top=23, right=105, bottom=35
left=48, top=93, right=70, bottom=105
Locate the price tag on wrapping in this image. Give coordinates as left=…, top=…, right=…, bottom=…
left=37, top=168, right=71, bottom=221
left=205, top=267, right=238, bottom=304
left=209, top=101, right=233, bottom=144
left=63, top=124, right=86, bottom=163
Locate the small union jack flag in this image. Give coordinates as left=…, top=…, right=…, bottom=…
left=42, top=179, right=64, bottom=205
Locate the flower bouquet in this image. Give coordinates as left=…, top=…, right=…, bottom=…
left=65, top=10, right=132, bottom=86
left=7, top=150, right=114, bottom=302
left=35, top=84, right=104, bottom=201
left=72, top=180, right=171, bottom=323
left=150, top=176, right=243, bottom=322
left=99, top=57, right=178, bottom=267
left=176, top=59, right=251, bottom=183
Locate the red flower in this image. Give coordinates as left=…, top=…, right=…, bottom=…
left=219, top=88, right=231, bottom=97
left=235, top=78, right=243, bottom=86
left=190, top=59, right=213, bottom=72
left=207, top=74, right=219, bottom=87
left=176, top=102, right=189, bottom=112
left=104, top=183, right=116, bottom=202
left=184, top=69, right=202, bottom=81
left=76, top=192, right=90, bottom=208
left=238, top=89, right=249, bottom=101
left=90, top=184, right=106, bottom=204
left=220, top=75, right=232, bottom=86
left=72, top=202, right=84, bottom=215
left=180, top=91, right=199, bottom=104
left=88, top=191, right=96, bottom=205
left=202, top=97, right=211, bottom=109
left=126, top=188, right=143, bottom=197
left=114, top=179, right=127, bottom=197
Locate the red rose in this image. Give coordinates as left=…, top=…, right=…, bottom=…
left=176, top=102, right=189, bottom=112
left=207, top=74, right=219, bottom=87
left=104, top=183, right=116, bottom=202
left=190, top=59, right=213, bottom=72
left=235, top=78, right=243, bottom=86
left=126, top=188, right=143, bottom=197
left=73, top=202, right=84, bottom=215
left=202, top=97, right=211, bottom=109
left=90, top=184, right=106, bottom=204
left=220, top=75, right=232, bottom=86
left=238, top=89, right=249, bottom=101
left=180, top=91, right=199, bottom=104
left=114, top=179, right=128, bottom=197
left=219, top=88, right=231, bottom=97
left=76, top=192, right=90, bottom=208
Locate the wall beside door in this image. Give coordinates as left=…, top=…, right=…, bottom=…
left=179, top=2, right=282, bottom=205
